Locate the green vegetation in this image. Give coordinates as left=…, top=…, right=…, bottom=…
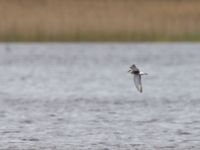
left=1, top=32, right=200, bottom=42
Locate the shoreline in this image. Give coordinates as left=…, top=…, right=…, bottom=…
left=1, top=32, right=200, bottom=42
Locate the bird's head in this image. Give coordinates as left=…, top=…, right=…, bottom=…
left=130, top=64, right=136, bottom=69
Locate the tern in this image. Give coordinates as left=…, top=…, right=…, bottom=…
left=128, top=64, right=148, bottom=93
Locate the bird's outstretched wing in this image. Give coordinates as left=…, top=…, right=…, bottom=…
left=130, top=64, right=140, bottom=72
left=134, top=74, right=142, bottom=93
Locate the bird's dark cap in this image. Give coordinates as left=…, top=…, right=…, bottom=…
left=130, top=64, right=136, bottom=68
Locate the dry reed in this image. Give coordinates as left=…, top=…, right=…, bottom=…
left=0, top=0, right=200, bottom=41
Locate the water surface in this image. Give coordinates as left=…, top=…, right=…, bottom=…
left=0, top=43, right=200, bottom=149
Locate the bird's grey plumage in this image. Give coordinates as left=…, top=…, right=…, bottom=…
left=134, top=74, right=142, bottom=92
left=128, top=64, right=147, bottom=93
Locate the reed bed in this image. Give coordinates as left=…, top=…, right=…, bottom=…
left=0, top=0, right=200, bottom=41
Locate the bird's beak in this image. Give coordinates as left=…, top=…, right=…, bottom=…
left=128, top=70, right=131, bottom=73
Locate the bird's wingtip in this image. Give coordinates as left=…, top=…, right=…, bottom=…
left=139, top=86, right=143, bottom=93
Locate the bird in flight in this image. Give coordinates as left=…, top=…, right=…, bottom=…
left=128, top=64, right=148, bottom=93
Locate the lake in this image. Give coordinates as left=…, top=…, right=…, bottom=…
left=0, top=43, right=200, bottom=149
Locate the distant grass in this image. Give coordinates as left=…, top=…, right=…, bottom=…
left=0, top=0, right=200, bottom=41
